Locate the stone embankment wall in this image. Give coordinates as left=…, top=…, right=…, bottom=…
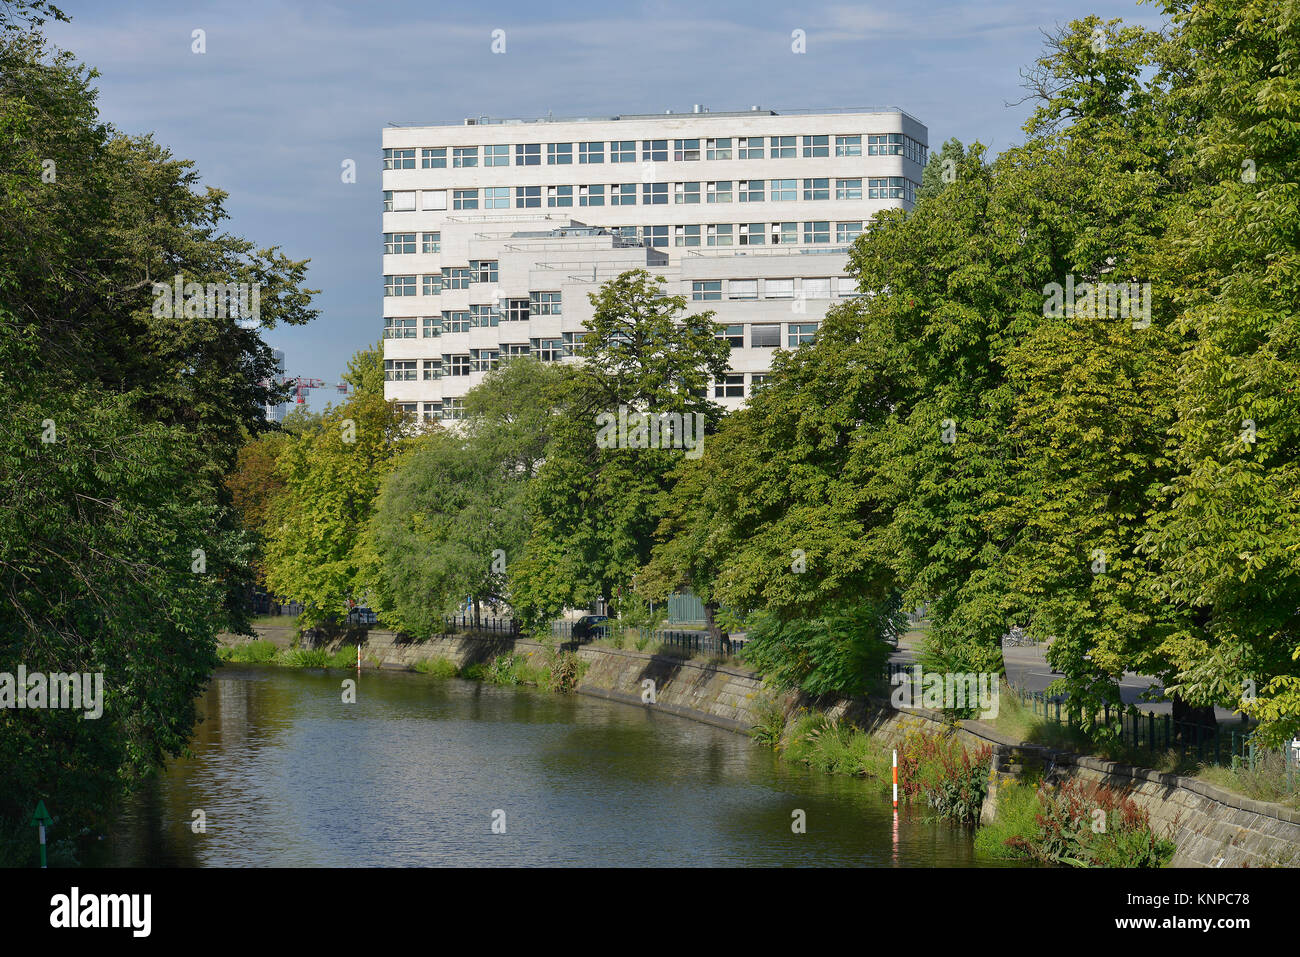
left=223, top=625, right=1300, bottom=867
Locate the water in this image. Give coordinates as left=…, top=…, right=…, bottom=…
left=93, top=665, right=1014, bottom=867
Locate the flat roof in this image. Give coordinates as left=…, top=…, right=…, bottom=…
left=388, top=106, right=925, bottom=130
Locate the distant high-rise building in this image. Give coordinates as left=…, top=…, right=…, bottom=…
left=380, top=107, right=928, bottom=423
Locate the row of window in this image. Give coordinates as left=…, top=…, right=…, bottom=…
left=383, top=178, right=916, bottom=212
left=384, top=338, right=579, bottom=380
left=383, top=134, right=926, bottom=170
left=383, top=297, right=561, bottom=335
left=691, top=277, right=855, bottom=300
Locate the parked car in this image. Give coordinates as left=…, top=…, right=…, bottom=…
left=571, top=615, right=610, bottom=642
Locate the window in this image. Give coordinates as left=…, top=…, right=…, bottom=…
left=422, top=273, right=442, bottom=296
left=547, top=142, right=573, bottom=165
left=453, top=146, right=478, bottom=168
left=904, top=135, right=927, bottom=165
left=446, top=267, right=472, bottom=290
left=485, top=186, right=510, bottom=208
left=802, top=278, right=832, bottom=300
left=640, top=225, right=668, bottom=248
left=610, top=183, right=637, bottom=206
left=384, top=232, right=416, bottom=254
left=739, top=179, right=764, bottom=202
left=423, top=316, right=442, bottom=338
left=530, top=291, right=562, bottom=316
left=771, top=179, right=796, bottom=202
left=383, top=317, right=416, bottom=339
left=503, top=342, right=531, bottom=357
left=770, top=135, right=796, bottom=158
left=385, top=190, right=416, bottom=211
left=868, top=133, right=903, bottom=156
left=803, top=221, right=830, bottom=244
left=642, top=182, right=668, bottom=205
left=506, top=298, right=530, bottom=322
left=471, top=348, right=500, bottom=371
left=447, top=354, right=471, bottom=376
left=442, top=397, right=465, bottom=420
left=706, top=137, right=732, bottom=160
left=707, top=181, right=732, bottom=203
left=835, top=277, right=857, bottom=298
left=421, top=190, right=446, bottom=210
left=579, top=141, right=604, bottom=164
left=579, top=184, right=605, bottom=206
left=674, top=224, right=701, bottom=247
left=562, top=331, right=586, bottom=355
left=706, top=224, right=733, bottom=246
left=484, top=144, right=509, bottom=167
left=716, top=324, right=744, bottom=347
left=750, top=373, right=769, bottom=391
left=751, top=324, right=781, bottom=347
left=868, top=177, right=917, bottom=203
left=692, top=280, right=722, bottom=301
left=471, top=260, right=498, bottom=283
left=642, top=139, right=667, bottom=162
left=610, top=140, right=635, bottom=163
left=421, top=231, right=441, bottom=253
left=444, top=311, right=471, bottom=333
left=383, top=148, right=415, bottom=170
left=674, top=138, right=700, bottom=161
left=738, top=136, right=764, bottom=159
left=675, top=181, right=701, bottom=204
left=837, top=222, right=863, bottom=243
left=422, top=357, right=442, bottom=378
left=715, top=374, right=744, bottom=398
left=771, top=222, right=797, bottom=244
left=765, top=279, right=795, bottom=299
left=738, top=223, right=765, bottom=245
left=535, top=338, right=564, bottom=362
left=836, top=135, right=862, bottom=156
left=802, top=178, right=830, bottom=201
left=515, top=143, right=541, bottom=165
left=395, top=401, right=418, bottom=418
left=422, top=400, right=442, bottom=421
left=836, top=178, right=862, bottom=201
left=547, top=185, right=573, bottom=207
left=421, top=147, right=446, bottom=168
left=453, top=188, right=478, bottom=210
left=729, top=279, right=758, bottom=300
left=802, top=134, right=829, bottom=157
left=788, top=323, right=818, bottom=347
left=384, top=275, right=416, bottom=297
left=471, top=304, right=499, bottom=327
left=516, top=186, right=541, bottom=208
left=384, top=358, right=417, bottom=380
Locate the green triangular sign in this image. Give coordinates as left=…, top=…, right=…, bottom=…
left=30, top=800, right=52, bottom=827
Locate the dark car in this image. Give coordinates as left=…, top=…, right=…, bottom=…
left=571, top=615, right=610, bottom=642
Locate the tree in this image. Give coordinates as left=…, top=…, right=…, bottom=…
left=262, top=346, right=405, bottom=625
left=367, top=358, right=566, bottom=635
left=511, top=270, right=730, bottom=627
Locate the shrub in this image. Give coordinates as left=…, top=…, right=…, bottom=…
left=898, top=729, right=992, bottom=826
left=413, top=657, right=459, bottom=678
left=543, top=649, right=586, bottom=693
left=974, top=781, right=1041, bottom=859
left=217, top=640, right=279, bottom=663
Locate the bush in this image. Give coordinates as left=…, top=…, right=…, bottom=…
left=974, top=781, right=1041, bottom=859
left=543, top=649, right=586, bottom=693
left=217, top=640, right=279, bottom=663
left=781, top=712, right=891, bottom=778
left=991, top=779, right=1176, bottom=868
left=898, top=729, right=992, bottom=825
left=413, top=657, right=459, bottom=678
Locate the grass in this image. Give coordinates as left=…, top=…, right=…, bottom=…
left=217, top=640, right=279, bottom=663
left=974, top=781, right=1043, bottom=860
left=780, top=712, right=894, bottom=779
left=218, top=642, right=357, bottom=669
left=412, top=657, right=460, bottom=678
left=247, top=614, right=298, bottom=629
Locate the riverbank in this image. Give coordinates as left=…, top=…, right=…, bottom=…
left=220, top=625, right=1300, bottom=867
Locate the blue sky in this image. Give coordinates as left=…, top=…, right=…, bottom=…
left=46, top=0, right=1165, bottom=411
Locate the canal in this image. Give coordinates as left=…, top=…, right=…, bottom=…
left=93, top=664, right=1016, bottom=867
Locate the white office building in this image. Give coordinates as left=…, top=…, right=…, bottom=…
left=380, top=107, right=927, bottom=419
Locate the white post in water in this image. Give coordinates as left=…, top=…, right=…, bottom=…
left=357, top=645, right=361, bottom=672
left=892, top=750, right=898, bottom=809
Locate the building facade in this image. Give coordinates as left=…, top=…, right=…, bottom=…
left=380, top=107, right=927, bottom=419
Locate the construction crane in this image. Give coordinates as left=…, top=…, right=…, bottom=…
left=283, top=376, right=349, bottom=406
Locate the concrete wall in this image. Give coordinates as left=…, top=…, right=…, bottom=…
left=223, top=626, right=1300, bottom=867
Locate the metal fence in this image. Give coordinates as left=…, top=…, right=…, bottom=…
left=550, top=620, right=745, bottom=659
left=442, top=615, right=520, bottom=636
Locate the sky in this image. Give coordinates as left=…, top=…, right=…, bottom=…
left=44, top=0, right=1167, bottom=411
